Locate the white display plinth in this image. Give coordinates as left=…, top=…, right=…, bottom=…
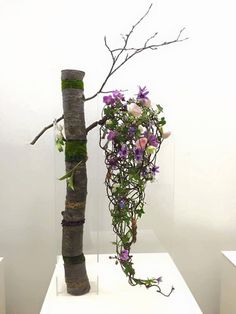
left=40, top=253, right=202, bottom=314
left=220, top=251, right=236, bottom=314
left=0, top=258, right=6, bottom=314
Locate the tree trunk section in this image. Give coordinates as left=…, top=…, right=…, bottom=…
left=61, top=69, right=90, bottom=295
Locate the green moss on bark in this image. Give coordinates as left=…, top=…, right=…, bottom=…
left=65, top=140, right=87, bottom=162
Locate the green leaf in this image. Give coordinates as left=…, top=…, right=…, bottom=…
left=59, top=170, right=73, bottom=181
left=58, top=161, right=83, bottom=181
left=55, top=138, right=64, bottom=152
left=159, top=117, right=166, bottom=126
left=67, top=173, right=75, bottom=191
left=156, top=104, right=163, bottom=113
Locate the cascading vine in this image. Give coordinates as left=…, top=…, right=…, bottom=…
left=99, top=87, right=174, bottom=296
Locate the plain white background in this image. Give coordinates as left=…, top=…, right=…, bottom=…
left=0, top=0, right=236, bottom=313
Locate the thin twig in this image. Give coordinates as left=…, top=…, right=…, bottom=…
left=30, top=115, right=64, bottom=145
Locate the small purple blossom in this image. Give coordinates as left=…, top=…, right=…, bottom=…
left=119, top=144, right=128, bottom=158
left=148, top=134, right=159, bottom=147
left=107, top=157, right=118, bottom=169
left=119, top=198, right=126, bottom=209
left=103, top=95, right=115, bottom=105
left=119, top=249, right=129, bottom=261
left=128, top=126, right=136, bottom=137
left=107, top=130, right=117, bottom=141
left=137, top=86, right=149, bottom=99
left=112, top=90, right=125, bottom=101
left=134, top=148, right=143, bottom=162
left=151, top=166, right=160, bottom=175
left=156, top=276, right=162, bottom=284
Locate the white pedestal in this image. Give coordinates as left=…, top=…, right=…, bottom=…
left=220, top=251, right=236, bottom=314
left=0, top=258, right=6, bottom=314
left=40, top=253, right=202, bottom=314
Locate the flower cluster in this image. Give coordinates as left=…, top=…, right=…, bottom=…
left=100, top=87, right=173, bottom=295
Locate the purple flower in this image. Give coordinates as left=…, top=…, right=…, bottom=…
left=107, top=157, right=118, bottom=169
left=151, top=166, right=160, bottom=175
left=128, top=126, right=136, bottom=137
left=134, top=148, right=143, bottom=162
left=119, top=198, right=126, bottom=209
left=119, top=144, right=128, bottom=158
left=119, top=249, right=129, bottom=261
left=107, top=130, right=117, bottom=141
left=148, top=134, right=159, bottom=147
left=112, top=90, right=125, bottom=101
left=103, top=95, right=115, bottom=105
left=137, top=86, right=149, bottom=99
left=156, top=276, right=162, bottom=284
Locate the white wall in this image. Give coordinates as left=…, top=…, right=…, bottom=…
left=0, top=0, right=236, bottom=313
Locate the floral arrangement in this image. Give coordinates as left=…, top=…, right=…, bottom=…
left=31, top=2, right=187, bottom=296
left=99, top=86, right=173, bottom=296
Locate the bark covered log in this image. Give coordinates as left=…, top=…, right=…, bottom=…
left=61, top=69, right=90, bottom=295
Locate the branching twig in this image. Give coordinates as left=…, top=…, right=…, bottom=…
left=30, top=3, right=188, bottom=145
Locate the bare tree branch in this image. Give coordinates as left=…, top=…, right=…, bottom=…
left=30, top=3, right=188, bottom=144
left=30, top=115, right=64, bottom=145
left=86, top=116, right=108, bottom=134
left=84, top=7, right=187, bottom=102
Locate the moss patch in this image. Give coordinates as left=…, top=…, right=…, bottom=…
left=65, top=140, right=87, bottom=162
left=61, top=79, right=84, bottom=90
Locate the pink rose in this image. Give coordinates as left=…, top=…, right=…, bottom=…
left=140, top=98, right=151, bottom=108
left=128, top=103, right=143, bottom=117
left=136, top=137, right=148, bottom=150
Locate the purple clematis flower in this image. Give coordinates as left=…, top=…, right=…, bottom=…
left=103, top=95, right=115, bottom=105
left=134, top=148, right=143, bottom=162
left=151, top=166, right=160, bottom=175
left=137, top=86, right=149, bottom=99
left=107, top=130, right=117, bottom=141
left=156, top=276, right=162, bottom=284
left=112, top=90, right=125, bottom=101
left=119, top=144, right=128, bottom=158
left=119, top=249, right=129, bottom=261
left=148, top=134, right=159, bottom=147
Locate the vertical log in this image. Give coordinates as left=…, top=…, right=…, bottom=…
left=61, top=69, right=90, bottom=295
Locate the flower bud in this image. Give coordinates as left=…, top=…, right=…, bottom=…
left=146, top=145, right=156, bottom=155
left=106, top=119, right=113, bottom=125
left=162, top=131, right=171, bottom=139
left=127, top=103, right=143, bottom=117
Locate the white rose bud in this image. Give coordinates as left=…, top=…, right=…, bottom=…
left=162, top=131, right=171, bottom=139
left=112, top=183, right=120, bottom=193
left=138, top=125, right=144, bottom=133
left=106, top=119, right=113, bottom=125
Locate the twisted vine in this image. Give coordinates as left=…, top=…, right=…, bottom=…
left=99, top=87, right=174, bottom=296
